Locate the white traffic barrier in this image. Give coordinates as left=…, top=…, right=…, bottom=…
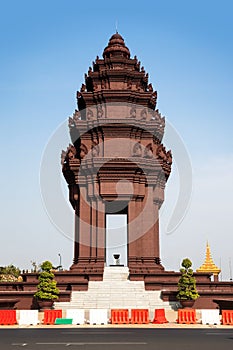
left=201, top=309, right=221, bottom=325
left=18, top=310, right=39, bottom=325
left=89, top=309, right=108, bottom=325
left=66, top=309, right=85, bottom=325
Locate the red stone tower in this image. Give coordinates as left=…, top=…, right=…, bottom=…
left=62, top=33, right=172, bottom=281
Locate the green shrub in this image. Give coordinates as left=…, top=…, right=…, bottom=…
left=177, top=258, right=199, bottom=300
left=0, top=264, right=21, bottom=282
left=34, top=260, right=59, bottom=300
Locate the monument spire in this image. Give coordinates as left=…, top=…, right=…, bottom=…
left=196, top=241, right=221, bottom=280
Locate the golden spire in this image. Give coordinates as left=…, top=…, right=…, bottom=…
left=196, top=241, right=221, bottom=275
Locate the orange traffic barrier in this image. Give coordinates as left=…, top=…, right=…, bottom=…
left=131, top=309, right=150, bottom=324
left=221, top=310, right=233, bottom=325
left=152, top=309, right=168, bottom=324
left=0, top=310, right=17, bottom=325
left=177, top=309, right=196, bottom=324
left=43, top=309, right=62, bottom=325
left=110, top=309, right=129, bottom=324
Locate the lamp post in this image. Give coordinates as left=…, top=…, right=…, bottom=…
left=58, top=253, right=62, bottom=271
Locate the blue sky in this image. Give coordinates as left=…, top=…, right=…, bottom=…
left=0, top=0, right=233, bottom=279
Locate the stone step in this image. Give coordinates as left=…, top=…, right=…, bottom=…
left=71, top=292, right=162, bottom=299
left=102, top=267, right=130, bottom=281
left=56, top=302, right=171, bottom=311
left=54, top=267, right=175, bottom=311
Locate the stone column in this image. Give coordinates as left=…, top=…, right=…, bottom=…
left=90, top=199, right=97, bottom=258
left=96, top=198, right=105, bottom=262
left=73, top=204, right=80, bottom=264
left=140, top=185, right=156, bottom=257
left=79, top=185, right=91, bottom=258
left=128, top=199, right=142, bottom=260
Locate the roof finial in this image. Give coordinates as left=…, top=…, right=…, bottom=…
left=116, top=19, right=118, bottom=34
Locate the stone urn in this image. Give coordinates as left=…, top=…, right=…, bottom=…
left=113, top=254, right=120, bottom=265
left=37, top=300, right=54, bottom=310
left=179, top=299, right=195, bottom=309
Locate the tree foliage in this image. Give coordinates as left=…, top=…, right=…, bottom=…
left=0, top=264, right=21, bottom=281
left=34, top=260, right=59, bottom=300
left=177, top=258, right=199, bottom=300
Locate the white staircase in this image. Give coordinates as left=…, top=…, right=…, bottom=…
left=54, top=267, right=175, bottom=314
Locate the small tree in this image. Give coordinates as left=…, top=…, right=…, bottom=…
left=0, top=264, right=21, bottom=282
left=177, top=258, right=199, bottom=300
left=34, top=261, right=59, bottom=300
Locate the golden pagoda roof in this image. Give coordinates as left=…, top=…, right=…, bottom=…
left=196, top=242, right=221, bottom=275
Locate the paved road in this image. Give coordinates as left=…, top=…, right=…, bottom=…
left=1, top=328, right=233, bottom=350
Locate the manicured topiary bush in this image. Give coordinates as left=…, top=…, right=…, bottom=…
left=177, top=258, right=199, bottom=301
left=34, top=261, right=59, bottom=300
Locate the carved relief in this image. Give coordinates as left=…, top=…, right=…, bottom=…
left=87, top=109, right=94, bottom=121
left=61, top=144, right=77, bottom=165
left=155, top=144, right=172, bottom=178
left=148, top=83, right=153, bottom=92
left=144, top=143, right=153, bottom=158
left=153, top=109, right=161, bottom=121
left=129, top=106, right=136, bottom=118
left=132, top=142, right=142, bottom=157
left=80, top=144, right=88, bottom=159
left=156, top=145, right=173, bottom=166
left=91, top=141, right=100, bottom=157
left=156, top=144, right=167, bottom=161
left=67, top=145, right=77, bottom=159
left=140, top=108, right=147, bottom=120
left=152, top=109, right=165, bottom=128
left=68, top=109, right=80, bottom=129
left=151, top=91, right=157, bottom=100
left=149, top=90, right=157, bottom=108
left=80, top=83, right=86, bottom=92
left=97, top=105, right=104, bottom=118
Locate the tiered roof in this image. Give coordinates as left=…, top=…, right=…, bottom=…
left=78, top=32, right=158, bottom=111
left=196, top=242, right=221, bottom=276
